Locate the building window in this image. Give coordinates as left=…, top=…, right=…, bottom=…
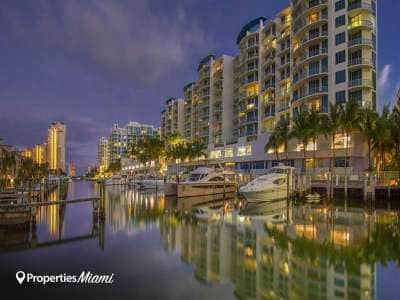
left=322, top=95, right=328, bottom=113
left=335, top=50, right=346, bottom=64
left=210, top=150, right=222, bottom=159
left=335, top=15, right=346, bottom=28
left=335, top=32, right=346, bottom=45
left=225, top=148, right=234, bottom=158
left=333, top=134, right=350, bottom=149
left=335, top=70, right=346, bottom=84
left=335, top=91, right=346, bottom=104
left=334, top=158, right=349, bottom=168
left=309, top=61, right=320, bottom=75
left=237, top=145, right=252, bottom=157
left=335, top=0, right=345, bottom=11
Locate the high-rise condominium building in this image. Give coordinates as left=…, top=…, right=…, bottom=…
left=98, top=137, right=109, bottom=170
left=161, top=98, right=184, bottom=139
left=33, top=144, right=46, bottom=165
left=47, top=122, right=66, bottom=172
left=163, top=0, right=378, bottom=172
left=100, top=122, right=159, bottom=166
left=396, top=88, right=400, bottom=109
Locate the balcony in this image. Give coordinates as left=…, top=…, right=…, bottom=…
left=348, top=57, right=375, bottom=68
left=292, top=85, right=328, bottom=102
left=348, top=1, right=376, bottom=14
left=348, top=20, right=374, bottom=31
left=293, top=14, right=328, bottom=35
left=348, top=79, right=374, bottom=89
left=348, top=38, right=374, bottom=49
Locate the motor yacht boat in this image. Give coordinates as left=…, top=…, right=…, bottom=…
left=239, top=166, right=296, bottom=203
left=177, top=167, right=236, bottom=198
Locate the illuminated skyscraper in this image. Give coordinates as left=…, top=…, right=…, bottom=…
left=33, top=144, right=46, bottom=164
left=47, top=122, right=66, bottom=172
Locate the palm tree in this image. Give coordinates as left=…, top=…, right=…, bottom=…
left=291, top=110, right=311, bottom=172
left=389, top=108, right=400, bottom=170
left=373, top=106, right=392, bottom=172
left=321, top=103, right=342, bottom=174
left=275, top=118, right=291, bottom=164
left=339, top=98, right=360, bottom=176
left=265, top=131, right=280, bottom=162
left=307, top=109, right=323, bottom=172
left=188, top=139, right=207, bottom=162
left=358, top=107, right=378, bottom=171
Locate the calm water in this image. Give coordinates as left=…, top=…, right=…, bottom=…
left=1, top=180, right=400, bottom=299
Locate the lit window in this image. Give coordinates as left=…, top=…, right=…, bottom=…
left=225, top=148, right=234, bottom=158
left=297, top=142, right=315, bottom=152
left=333, top=134, right=350, bottom=149
left=210, top=150, right=223, bottom=159
left=237, top=145, right=252, bottom=157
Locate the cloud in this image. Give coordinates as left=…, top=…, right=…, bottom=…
left=0, top=108, right=103, bottom=173
left=0, top=0, right=210, bottom=86
left=378, top=64, right=392, bottom=92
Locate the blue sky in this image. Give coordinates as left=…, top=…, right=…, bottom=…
left=0, top=0, right=399, bottom=174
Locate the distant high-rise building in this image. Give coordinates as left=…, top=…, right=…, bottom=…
left=98, top=136, right=110, bottom=171
left=69, top=162, right=76, bottom=177
left=100, top=122, right=159, bottom=166
left=160, top=98, right=185, bottom=139
left=33, top=144, right=46, bottom=165
left=396, top=88, right=400, bottom=109
left=47, top=122, right=66, bottom=172
left=22, top=148, right=33, bottom=159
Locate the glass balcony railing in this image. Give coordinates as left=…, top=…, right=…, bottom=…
left=348, top=20, right=374, bottom=30
left=348, top=38, right=374, bottom=48
left=348, top=1, right=376, bottom=14
left=348, top=57, right=375, bottom=67
left=348, top=79, right=373, bottom=88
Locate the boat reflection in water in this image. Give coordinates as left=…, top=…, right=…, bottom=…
left=159, top=194, right=400, bottom=300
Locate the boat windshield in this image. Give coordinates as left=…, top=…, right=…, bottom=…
left=188, top=173, right=207, bottom=182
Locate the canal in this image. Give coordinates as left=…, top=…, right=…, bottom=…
left=1, top=180, right=400, bottom=299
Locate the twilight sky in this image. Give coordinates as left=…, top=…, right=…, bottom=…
left=0, top=0, right=399, bottom=174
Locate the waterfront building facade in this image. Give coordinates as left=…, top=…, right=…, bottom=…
left=162, top=0, right=378, bottom=173
left=47, top=122, right=66, bottom=172
left=69, top=161, right=75, bottom=177
left=161, top=98, right=184, bottom=139
left=99, top=122, right=159, bottom=168
left=182, top=55, right=235, bottom=149
left=33, top=144, right=46, bottom=165
left=98, top=136, right=110, bottom=171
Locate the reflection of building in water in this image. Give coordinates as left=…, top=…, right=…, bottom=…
left=104, top=188, right=165, bottom=234
left=36, top=190, right=63, bottom=238
left=159, top=207, right=378, bottom=300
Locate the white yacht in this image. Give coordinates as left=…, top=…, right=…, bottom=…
left=177, top=167, right=236, bottom=198
left=239, top=166, right=296, bottom=203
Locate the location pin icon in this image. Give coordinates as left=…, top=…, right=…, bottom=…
left=16, top=271, right=25, bottom=285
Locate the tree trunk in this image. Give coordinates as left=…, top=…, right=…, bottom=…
left=313, top=138, right=316, bottom=173
left=303, top=146, right=306, bottom=173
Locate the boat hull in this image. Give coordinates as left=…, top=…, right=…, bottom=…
left=177, top=182, right=236, bottom=198
left=240, top=188, right=289, bottom=203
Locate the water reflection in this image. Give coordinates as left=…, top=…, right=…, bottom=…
left=158, top=197, right=400, bottom=300
left=1, top=181, right=400, bottom=299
